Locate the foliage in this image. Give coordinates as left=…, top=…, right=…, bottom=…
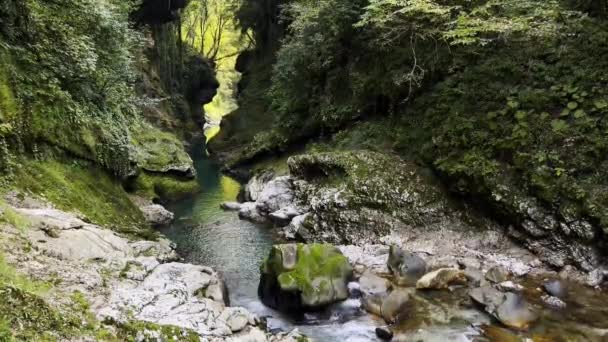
left=0, top=0, right=143, bottom=176
left=5, top=158, right=150, bottom=237
left=130, top=171, right=201, bottom=202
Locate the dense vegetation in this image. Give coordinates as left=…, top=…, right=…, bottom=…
left=210, top=0, right=608, bottom=267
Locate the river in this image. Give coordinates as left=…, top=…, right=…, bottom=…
left=159, top=139, right=608, bottom=342
left=160, top=139, right=380, bottom=341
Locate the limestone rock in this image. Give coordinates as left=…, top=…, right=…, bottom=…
left=256, top=176, right=295, bottom=215
left=470, top=286, right=538, bottom=330
left=283, top=213, right=310, bottom=240
left=219, top=307, right=253, bottom=332
left=221, top=202, right=243, bottom=211
left=141, top=204, right=174, bottom=225
left=381, top=288, right=413, bottom=323
left=361, top=293, right=385, bottom=317
left=359, top=271, right=390, bottom=296
left=258, top=243, right=353, bottom=312
left=543, top=279, right=567, bottom=298
left=485, top=266, right=510, bottom=283
left=238, top=202, right=266, bottom=223
left=416, top=268, right=467, bottom=290
left=388, top=245, right=427, bottom=286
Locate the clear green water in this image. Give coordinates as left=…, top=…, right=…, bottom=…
left=159, top=140, right=378, bottom=341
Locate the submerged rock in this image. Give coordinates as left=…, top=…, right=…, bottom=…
left=543, top=279, right=567, bottom=298
left=381, top=288, right=413, bottom=323
left=388, top=245, right=427, bottom=286
left=359, top=271, right=390, bottom=296
left=470, top=286, right=538, bottom=330
left=416, top=268, right=467, bottom=290
left=258, top=243, right=353, bottom=313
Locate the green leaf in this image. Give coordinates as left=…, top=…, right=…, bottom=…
left=567, top=102, right=578, bottom=110
left=540, top=112, right=550, bottom=120
left=551, top=119, right=568, bottom=132
left=507, top=100, right=520, bottom=109
left=573, top=109, right=586, bottom=119
left=560, top=108, right=570, bottom=117
left=594, top=99, right=608, bottom=109
left=514, top=111, right=527, bottom=121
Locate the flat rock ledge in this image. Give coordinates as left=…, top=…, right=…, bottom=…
left=2, top=206, right=303, bottom=341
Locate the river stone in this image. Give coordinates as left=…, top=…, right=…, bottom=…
left=387, top=245, right=427, bottom=286
left=542, top=295, right=567, bottom=309
left=269, top=206, right=303, bottom=227
left=258, top=243, right=353, bottom=312
left=256, top=176, right=295, bottom=215
left=361, top=293, right=385, bottom=317
left=283, top=213, right=310, bottom=240
left=485, top=266, right=510, bottom=283
left=221, top=202, right=242, bottom=211
left=376, top=326, right=394, bottom=341
left=141, top=204, right=174, bottom=225
left=543, top=279, right=567, bottom=298
left=242, top=170, right=275, bottom=202
left=238, top=202, right=266, bottom=223
left=219, top=307, right=252, bottom=332
left=470, top=286, right=538, bottom=330
left=416, top=268, right=467, bottom=290
left=495, top=293, right=538, bottom=330
left=381, top=288, right=413, bottom=324
left=359, top=271, right=390, bottom=296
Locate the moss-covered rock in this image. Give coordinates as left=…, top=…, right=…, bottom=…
left=129, top=171, right=200, bottom=203
left=131, top=124, right=196, bottom=178
left=258, top=243, right=353, bottom=313
left=6, top=158, right=151, bottom=238
left=287, top=150, right=483, bottom=244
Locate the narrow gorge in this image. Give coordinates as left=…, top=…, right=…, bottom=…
left=0, top=0, right=607, bottom=341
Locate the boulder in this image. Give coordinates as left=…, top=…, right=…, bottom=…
left=238, top=202, right=266, bottom=223
left=376, top=326, right=394, bottom=341
left=283, top=213, right=310, bottom=241
left=470, top=286, right=538, bottom=330
left=221, top=202, right=242, bottom=211
left=361, top=293, right=385, bottom=317
left=256, top=177, right=295, bottom=215
left=242, top=170, right=275, bottom=202
left=485, top=266, right=510, bottom=283
left=542, top=295, right=567, bottom=309
left=269, top=206, right=304, bottom=227
left=141, top=204, right=174, bottom=226
left=416, top=268, right=467, bottom=290
left=359, top=271, right=390, bottom=296
left=543, top=279, right=567, bottom=298
left=381, top=288, right=413, bottom=323
left=219, top=307, right=254, bottom=332
left=258, top=243, right=353, bottom=312
left=387, top=245, right=427, bottom=286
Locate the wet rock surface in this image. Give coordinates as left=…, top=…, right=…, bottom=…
left=0, top=203, right=301, bottom=341
left=258, top=243, right=353, bottom=313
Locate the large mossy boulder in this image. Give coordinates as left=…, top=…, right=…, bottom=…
left=131, top=124, right=196, bottom=178
left=287, top=151, right=484, bottom=244
left=258, top=243, right=353, bottom=313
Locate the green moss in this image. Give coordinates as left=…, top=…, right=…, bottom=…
left=266, top=243, right=352, bottom=304
left=0, top=253, right=51, bottom=296
left=5, top=158, right=151, bottom=238
left=131, top=123, right=193, bottom=174
left=116, top=320, right=200, bottom=342
left=0, top=204, right=30, bottom=232
left=131, top=171, right=200, bottom=202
